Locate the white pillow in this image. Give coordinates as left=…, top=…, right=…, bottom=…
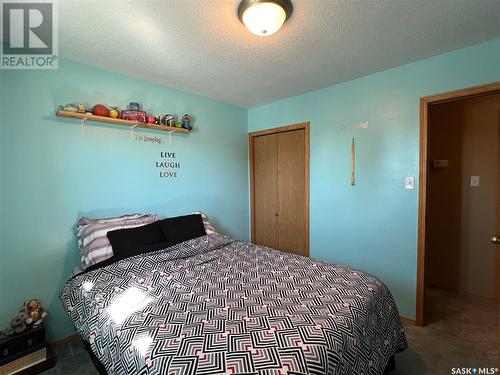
left=76, top=214, right=158, bottom=269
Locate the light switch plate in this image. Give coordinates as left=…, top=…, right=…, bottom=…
left=433, top=159, right=448, bottom=168
left=405, top=176, right=415, bottom=190
left=470, top=176, right=480, bottom=187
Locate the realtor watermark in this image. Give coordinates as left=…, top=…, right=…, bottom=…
left=1, top=0, right=58, bottom=69
left=451, top=368, right=499, bottom=374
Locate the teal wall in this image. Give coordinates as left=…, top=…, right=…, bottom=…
left=247, top=38, right=500, bottom=320
left=1, top=38, right=499, bottom=342
left=0, top=60, right=249, bottom=341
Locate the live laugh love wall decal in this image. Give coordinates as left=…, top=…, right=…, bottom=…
left=132, top=135, right=181, bottom=178
left=156, top=152, right=180, bottom=178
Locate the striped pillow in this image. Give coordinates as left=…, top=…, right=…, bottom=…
left=191, top=211, right=217, bottom=235
left=76, top=214, right=158, bottom=269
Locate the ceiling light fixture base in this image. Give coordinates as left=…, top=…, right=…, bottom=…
left=237, top=0, right=293, bottom=22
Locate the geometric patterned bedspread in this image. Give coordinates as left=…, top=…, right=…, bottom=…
left=60, top=234, right=407, bottom=375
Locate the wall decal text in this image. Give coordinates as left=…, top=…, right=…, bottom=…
left=135, top=135, right=165, bottom=145
left=157, top=151, right=180, bottom=178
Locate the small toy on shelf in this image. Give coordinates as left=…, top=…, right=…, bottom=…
left=57, top=102, right=195, bottom=134
left=163, top=114, right=176, bottom=127
left=77, top=104, right=87, bottom=113
left=154, top=115, right=163, bottom=125
left=60, top=103, right=79, bottom=112
left=109, top=107, right=120, bottom=119
left=121, top=110, right=146, bottom=122
left=181, top=114, right=192, bottom=130
left=128, top=102, right=140, bottom=111
left=92, top=104, right=110, bottom=117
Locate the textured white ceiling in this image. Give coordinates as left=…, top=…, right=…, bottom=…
left=59, top=0, right=500, bottom=107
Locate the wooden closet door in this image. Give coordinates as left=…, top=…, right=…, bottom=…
left=277, top=129, right=307, bottom=256
left=253, top=134, right=279, bottom=249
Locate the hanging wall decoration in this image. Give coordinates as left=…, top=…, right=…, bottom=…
left=340, top=121, right=368, bottom=187
left=351, top=137, right=356, bottom=186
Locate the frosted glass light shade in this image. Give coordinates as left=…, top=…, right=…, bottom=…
left=242, top=2, right=286, bottom=36
left=238, top=0, right=293, bottom=36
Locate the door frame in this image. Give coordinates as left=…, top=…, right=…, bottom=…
left=249, top=122, right=310, bottom=255
left=416, top=81, right=500, bottom=326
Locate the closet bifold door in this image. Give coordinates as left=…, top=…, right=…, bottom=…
left=277, top=129, right=307, bottom=256
left=253, top=134, right=279, bottom=249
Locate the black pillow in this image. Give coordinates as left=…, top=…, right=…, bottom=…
left=159, top=214, right=206, bottom=246
left=107, top=221, right=166, bottom=260
left=115, top=241, right=172, bottom=260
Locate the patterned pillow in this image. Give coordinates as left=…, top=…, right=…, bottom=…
left=76, top=214, right=158, bottom=269
left=191, top=211, right=217, bottom=235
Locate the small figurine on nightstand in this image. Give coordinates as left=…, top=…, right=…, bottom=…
left=181, top=114, right=192, bottom=130
left=1, top=299, right=48, bottom=337
left=24, top=299, right=48, bottom=328
left=0, top=299, right=55, bottom=373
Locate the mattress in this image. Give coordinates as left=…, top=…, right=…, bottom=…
left=60, top=234, right=407, bottom=374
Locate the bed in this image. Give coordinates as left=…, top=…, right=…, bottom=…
left=60, top=234, right=407, bottom=374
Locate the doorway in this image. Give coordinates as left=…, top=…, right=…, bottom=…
left=249, top=123, right=310, bottom=256
left=416, top=82, right=500, bottom=332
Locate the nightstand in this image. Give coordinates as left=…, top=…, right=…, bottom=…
left=0, top=325, right=55, bottom=375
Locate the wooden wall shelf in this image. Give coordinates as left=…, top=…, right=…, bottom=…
left=56, top=110, right=191, bottom=134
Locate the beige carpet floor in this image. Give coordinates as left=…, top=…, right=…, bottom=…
left=44, top=287, right=499, bottom=374
left=393, top=287, right=498, bottom=374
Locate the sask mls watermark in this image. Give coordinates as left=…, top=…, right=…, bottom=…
left=1, top=0, right=58, bottom=69
left=451, top=368, right=499, bottom=374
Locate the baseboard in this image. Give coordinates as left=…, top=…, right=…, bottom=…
left=427, top=284, right=494, bottom=302
left=399, top=315, right=416, bottom=325
left=51, top=333, right=80, bottom=348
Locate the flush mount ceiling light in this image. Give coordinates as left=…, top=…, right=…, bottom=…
left=238, top=0, right=293, bottom=36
